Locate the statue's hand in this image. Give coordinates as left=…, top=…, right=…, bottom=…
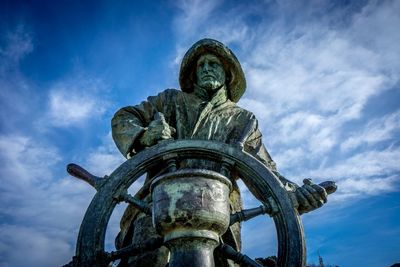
left=140, top=112, right=176, bottom=147
left=294, top=178, right=328, bottom=214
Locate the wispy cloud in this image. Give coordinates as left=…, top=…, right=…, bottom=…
left=47, top=77, right=109, bottom=127
left=0, top=24, right=33, bottom=71
left=238, top=1, right=400, bottom=201
left=304, top=146, right=400, bottom=202
left=172, top=0, right=400, bottom=202
left=1, top=1, right=399, bottom=266
left=307, top=147, right=400, bottom=180
left=0, top=24, right=38, bottom=131
left=331, top=175, right=399, bottom=202
left=0, top=133, right=129, bottom=267
left=0, top=25, right=116, bottom=267
left=0, top=134, right=94, bottom=266
left=0, top=224, right=71, bottom=267
left=85, top=132, right=125, bottom=176
left=340, top=111, right=400, bottom=151
left=171, top=0, right=253, bottom=65
left=0, top=135, right=60, bottom=190
left=172, top=0, right=222, bottom=38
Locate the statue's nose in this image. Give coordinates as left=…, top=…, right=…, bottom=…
left=203, top=62, right=211, bottom=71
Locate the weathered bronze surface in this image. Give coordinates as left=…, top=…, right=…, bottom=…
left=66, top=140, right=313, bottom=266
left=65, top=38, right=337, bottom=267
left=151, top=169, right=232, bottom=267
left=151, top=169, right=232, bottom=241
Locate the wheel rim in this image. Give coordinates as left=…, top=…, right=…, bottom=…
left=74, top=140, right=306, bottom=267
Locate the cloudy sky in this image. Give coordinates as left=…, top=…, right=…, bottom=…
left=1, top=0, right=399, bottom=266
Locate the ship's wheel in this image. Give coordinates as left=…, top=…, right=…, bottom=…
left=64, top=140, right=314, bottom=267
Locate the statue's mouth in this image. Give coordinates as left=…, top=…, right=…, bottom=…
left=202, top=74, right=215, bottom=79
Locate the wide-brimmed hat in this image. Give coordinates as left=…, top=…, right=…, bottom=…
left=179, top=38, right=246, bottom=103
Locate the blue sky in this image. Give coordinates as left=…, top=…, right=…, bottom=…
left=1, top=0, right=399, bottom=266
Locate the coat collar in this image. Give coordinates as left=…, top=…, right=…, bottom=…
left=193, top=84, right=228, bottom=108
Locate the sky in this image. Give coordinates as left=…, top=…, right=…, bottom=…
left=0, top=0, right=399, bottom=266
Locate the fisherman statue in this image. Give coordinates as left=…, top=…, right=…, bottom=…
left=108, top=39, right=333, bottom=267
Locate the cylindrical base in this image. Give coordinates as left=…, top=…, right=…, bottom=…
left=151, top=169, right=232, bottom=267
left=167, top=237, right=218, bottom=267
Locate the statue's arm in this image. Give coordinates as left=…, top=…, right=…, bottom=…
left=244, top=119, right=329, bottom=214
left=244, top=127, right=298, bottom=192
left=112, top=105, right=152, bottom=158
left=112, top=90, right=176, bottom=158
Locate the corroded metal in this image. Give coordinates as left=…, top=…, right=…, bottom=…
left=218, top=243, right=263, bottom=267
left=151, top=169, right=232, bottom=267
left=66, top=163, right=105, bottom=190
left=106, top=237, right=163, bottom=262
left=230, top=205, right=271, bottom=226
left=230, top=181, right=337, bottom=226
left=319, top=181, right=337, bottom=194
left=66, top=140, right=309, bottom=266
left=116, top=192, right=151, bottom=215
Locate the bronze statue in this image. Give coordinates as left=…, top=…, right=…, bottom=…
left=111, top=39, right=330, bottom=266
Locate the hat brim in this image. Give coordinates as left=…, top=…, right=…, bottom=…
left=179, top=39, right=246, bottom=103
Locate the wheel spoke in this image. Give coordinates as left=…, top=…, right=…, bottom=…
left=116, top=192, right=151, bottom=215
left=106, top=237, right=164, bottom=262
left=67, top=163, right=106, bottom=191
left=230, top=205, right=270, bottom=225
left=218, top=243, right=263, bottom=267
left=230, top=196, right=279, bottom=225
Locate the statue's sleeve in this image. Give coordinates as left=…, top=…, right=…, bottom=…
left=243, top=117, right=298, bottom=191
left=111, top=89, right=175, bottom=158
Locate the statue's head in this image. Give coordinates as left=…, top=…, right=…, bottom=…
left=196, top=53, right=226, bottom=93
left=179, top=39, right=246, bottom=102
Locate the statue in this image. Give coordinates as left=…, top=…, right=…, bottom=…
left=111, top=39, right=330, bottom=266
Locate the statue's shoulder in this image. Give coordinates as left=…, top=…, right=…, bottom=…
left=165, top=88, right=199, bottom=101
left=163, top=88, right=180, bottom=94
left=160, top=88, right=183, bottom=98
left=229, top=101, right=256, bottom=118
left=152, top=88, right=181, bottom=101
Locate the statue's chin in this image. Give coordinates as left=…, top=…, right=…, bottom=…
left=201, top=82, right=222, bottom=92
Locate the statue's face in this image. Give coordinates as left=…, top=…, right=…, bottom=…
left=196, top=54, right=226, bottom=92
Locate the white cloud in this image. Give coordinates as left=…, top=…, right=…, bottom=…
left=0, top=135, right=60, bottom=189
left=307, top=147, right=400, bottom=180
left=0, top=25, right=116, bottom=265
left=239, top=0, right=399, bottom=139
left=169, top=0, right=400, bottom=204
left=0, top=132, right=139, bottom=267
left=171, top=0, right=256, bottom=67
left=173, top=0, right=222, bottom=38
left=0, top=225, right=72, bottom=267
left=235, top=1, right=400, bottom=192
left=335, top=175, right=399, bottom=198
left=273, top=112, right=324, bottom=143
left=0, top=25, right=39, bottom=131
left=350, top=0, right=400, bottom=75
left=0, top=24, right=33, bottom=71
left=86, top=132, right=126, bottom=176
left=0, top=134, right=96, bottom=266
left=171, top=0, right=223, bottom=67
left=341, top=111, right=400, bottom=151
left=302, top=147, right=400, bottom=202
left=0, top=26, right=104, bottom=266
left=273, top=147, right=306, bottom=169
left=243, top=26, right=393, bottom=121
left=0, top=25, right=110, bottom=133
left=47, top=77, right=109, bottom=127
